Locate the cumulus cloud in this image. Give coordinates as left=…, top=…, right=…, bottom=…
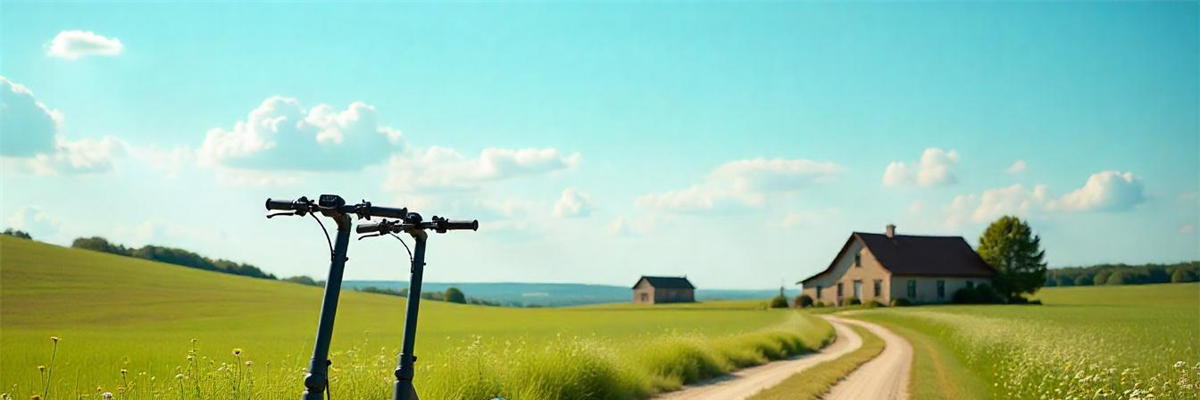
left=1, top=76, right=60, bottom=156
left=553, top=188, right=594, bottom=218
left=1052, top=171, right=1146, bottom=212
left=637, top=158, right=841, bottom=214
left=945, top=170, right=1147, bottom=226
left=1007, top=160, right=1028, bottom=175
left=0, top=76, right=125, bottom=174
left=198, top=97, right=403, bottom=171
left=384, top=146, right=580, bottom=192
left=883, top=148, right=960, bottom=187
left=5, top=206, right=61, bottom=238
left=46, top=30, right=124, bottom=59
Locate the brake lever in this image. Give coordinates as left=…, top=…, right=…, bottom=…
left=267, top=211, right=299, bottom=219
left=357, top=233, right=385, bottom=241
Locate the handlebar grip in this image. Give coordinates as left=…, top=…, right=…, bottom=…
left=266, top=198, right=296, bottom=211
left=364, top=206, right=408, bottom=219
left=442, top=220, right=479, bottom=231
left=356, top=222, right=389, bottom=234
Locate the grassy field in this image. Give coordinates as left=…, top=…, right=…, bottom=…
left=0, top=237, right=832, bottom=400
left=851, top=283, right=1200, bottom=400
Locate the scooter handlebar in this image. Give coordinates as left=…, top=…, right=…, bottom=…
left=438, top=219, right=479, bottom=231
left=356, top=221, right=392, bottom=234
left=266, top=197, right=307, bottom=211
left=360, top=205, right=408, bottom=219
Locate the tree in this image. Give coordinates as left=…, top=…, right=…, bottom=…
left=978, top=216, right=1047, bottom=300
left=1093, top=270, right=1112, bottom=286
left=444, top=287, right=467, bottom=304
left=1, top=229, right=32, bottom=240
left=1074, top=275, right=1092, bottom=286
left=1173, top=268, right=1198, bottom=283
left=1106, top=271, right=1128, bottom=285
left=769, top=295, right=789, bottom=308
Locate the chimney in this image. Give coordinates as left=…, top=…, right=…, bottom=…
left=886, top=223, right=896, bottom=239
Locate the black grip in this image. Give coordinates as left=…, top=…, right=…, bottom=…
left=442, top=220, right=479, bottom=231
left=356, top=222, right=389, bottom=234
left=265, top=198, right=296, bottom=211
left=364, top=206, right=408, bottom=219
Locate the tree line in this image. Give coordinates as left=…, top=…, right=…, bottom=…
left=1045, top=261, right=1199, bottom=287
left=69, top=236, right=321, bottom=285
left=356, top=286, right=503, bottom=307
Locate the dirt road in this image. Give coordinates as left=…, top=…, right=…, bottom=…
left=822, top=316, right=912, bottom=400
left=655, top=317, right=862, bottom=400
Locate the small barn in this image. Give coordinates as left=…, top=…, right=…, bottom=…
left=632, top=276, right=696, bottom=304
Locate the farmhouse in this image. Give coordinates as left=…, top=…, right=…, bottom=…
left=632, top=276, right=696, bottom=304
left=799, top=224, right=995, bottom=306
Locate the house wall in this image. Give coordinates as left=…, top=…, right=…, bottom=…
left=801, top=240, right=892, bottom=306
left=889, top=276, right=991, bottom=304
left=632, top=280, right=655, bottom=304
left=654, top=288, right=695, bottom=303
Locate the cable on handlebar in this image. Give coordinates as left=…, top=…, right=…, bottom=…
left=310, top=213, right=334, bottom=259
left=389, top=233, right=414, bottom=262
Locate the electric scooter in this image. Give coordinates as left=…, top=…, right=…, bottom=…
left=356, top=213, right=479, bottom=400
left=264, top=194, right=409, bottom=400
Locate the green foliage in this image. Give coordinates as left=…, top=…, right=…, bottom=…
left=844, top=297, right=861, bottom=306
left=1, top=228, right=32, bottom=239
left=794, top=294, right=814, bottom=308
left=1104, top=270, right=1128, bottom=285
left=1074, top=275, right=1092, bottom=286
left=814, top=301, right=827, bottom=308
left=978, top=216, right=1047, bottom=300
left=1174, top=268, right=1198, bottom=283
left=2, top=237, right=836, bottom=399
left=71, top=236, right=276, bottom=280
left=1048, top=261, right=1199, bottom=288
left=444, top=287, right=467, bottom=304
left=952, top=284, right=1002, bottom=304
left=891, top=298, right=912, bottom=307
left=768, top=295, right=789, bottom=308
left=283, top=275, right=324, bottom=287
left=864, top=300, right=883, bottom=308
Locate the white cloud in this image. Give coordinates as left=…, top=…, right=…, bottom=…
left=198, top=97, right=403, bottom=171
left=607, top=216, right=658, bottom=236
left=5, top=207, right=61, bottom=238
left=883, top=148, right=960, bottom=187
left=46, top=30, right=124, bottom=59
left=553, top=188, right=594, bottom=218
left=1, top=76, right=125, bottom=174
left=638, top=157, right=841, bottom=214
left=0, top=76, right=60, bottom=156
left=1052, top=171, right=1146, bottom=212
left=384, top=146, right=580, bottom=192
left=1181, top=224, right=1196, bottom=235
left=944, top=170, right=1147, bottom=226
left=1007, top=160, right=1027, bottom=175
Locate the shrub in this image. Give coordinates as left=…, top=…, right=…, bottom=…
left=890, top=298, right=912, bottom=307
left=769, top=295, right=789, bottom=309
left=974, top=284, right=1003, bottom=304
left=814, top=301, right=826, bottom=308
left=952, top=287, right=980, bottom=304
left=444, top=287, right=467, bottom=304
left=794, top=294, right=814, bottom=308
left=1008, top=296, right=1030, bottom=305
left=864, top=300, right=884, bottom=308
left=844, top=297, right=861, bottom=306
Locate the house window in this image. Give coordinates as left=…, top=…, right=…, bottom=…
left=854, top=253, right=862, bottom=267
left=937, top=280, right=946, bottom=298
left=966, top=280, right=974, bottom=289
left=907, top=280, right=916, bottom=299
left=816, top=286, right=823, bottom=300
left=640, top=293, right=649, bottom=302
left=837, top=282, right=844, bottom=297
left=853, top=280, right=863, bottom=298
left=873, top=280, right=882, bottom=297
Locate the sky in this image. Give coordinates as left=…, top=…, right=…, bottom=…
left=1, top=1, right=1197, bottom=289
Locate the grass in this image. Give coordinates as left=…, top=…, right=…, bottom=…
left=851, top=283, right=1200, bottom=400
left=746, top=323, right=884, bottom=400
left=0, top=236, right=833, bottom=399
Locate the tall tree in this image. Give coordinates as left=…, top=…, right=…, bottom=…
left=443, top=287, right=467, bottom=304
left=978, top=216, right=1047, bottom=300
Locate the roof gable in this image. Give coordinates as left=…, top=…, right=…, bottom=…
left=634, top=276, right=696, bottom=289
left=801, top=232, right=995, bottom=284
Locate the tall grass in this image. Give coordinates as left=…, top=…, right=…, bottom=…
left=7, top=314, right=832, bottom=400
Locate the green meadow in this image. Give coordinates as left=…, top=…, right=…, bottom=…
left=0, top=237, right=831, bottom=399
left=851, top=283, right=1200, bottom=400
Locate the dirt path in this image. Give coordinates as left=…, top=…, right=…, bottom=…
left=822, top=316, right=912, bottom=400
left=655, top=318, right=862, bottom=400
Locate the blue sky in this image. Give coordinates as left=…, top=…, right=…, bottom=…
left=2, top=1, right=1197, bottom=289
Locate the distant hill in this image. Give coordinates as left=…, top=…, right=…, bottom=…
left=343, top=280, right=799, bottom=307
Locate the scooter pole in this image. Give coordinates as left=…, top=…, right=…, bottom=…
left=302, top=214, right=353, bottom=400
left=393, top=229, right=428, bottom=400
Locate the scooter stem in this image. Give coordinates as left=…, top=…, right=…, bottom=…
left=393, top=229, right=428, bottom=400
left=302, top=214, right=352, bottom=400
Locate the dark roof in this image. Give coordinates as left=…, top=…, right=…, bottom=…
left=800, top=232, right=995, bottom=284
left=634, top=276, right=696, bottom=289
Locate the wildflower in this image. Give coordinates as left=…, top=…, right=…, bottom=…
left=174, top=374, right=184, bottom=380
left=50, top=336, right=59, bottom=343
left=30, top=396, right=40, bottom=400
left=120, top=368, right=127, bottom=375
left=102, top=392, right=113, bottom=399
left=37, top=366, right=44, bottom=372
left=245, top=360, right=253, bottom=366
left=232, top=348, right=242, bottom=356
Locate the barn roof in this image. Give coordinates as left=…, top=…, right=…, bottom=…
left=799, top=232, right=995, bottom=284
left=634, top=276, right=696, bottom=289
